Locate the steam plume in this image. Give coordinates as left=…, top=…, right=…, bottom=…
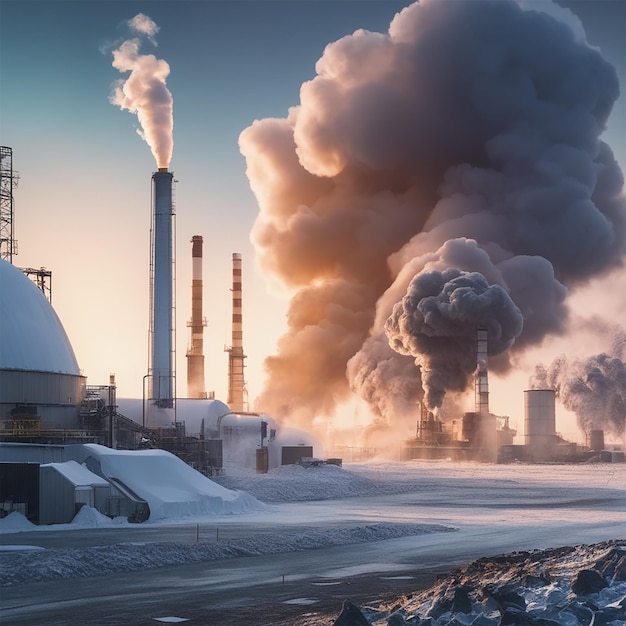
left=240, top=0, right=625, bottom=428
left=532, top=350, right=626, bottom=437
left=110, top=14, right=173, bottom=169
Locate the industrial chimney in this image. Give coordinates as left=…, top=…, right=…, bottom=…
left=475, top=327, right=497, bottom=462
left=475, top=328, right=489, bottom=416
left=225, top=252, right=247, bottom=412
left=186, top=235, right=207, bottom=399
left=147, top=168, right=175, bottom=426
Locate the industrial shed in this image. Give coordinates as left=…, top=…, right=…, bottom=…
left=39, top=461, right=110, bottom=525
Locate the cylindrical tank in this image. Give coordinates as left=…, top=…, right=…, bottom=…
left=524, top=389, right=556, bottom=461
left=0, top=259, right=86, bottom=432
left=587, top=429, right=605, bottom=451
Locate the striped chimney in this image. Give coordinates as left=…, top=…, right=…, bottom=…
left=226, top=252, right=246, bottom=412
left=475, top=328, right=489, bottom=415
left=186, top=235, right=207, bottom=398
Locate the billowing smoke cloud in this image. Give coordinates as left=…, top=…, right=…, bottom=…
left=385, top=266, right=523, bottom=409
left=110, top=14, right=173, bottom=169
left=240, top=0, right=625, bottom=429
left=532, top=350, right=626, bottom=437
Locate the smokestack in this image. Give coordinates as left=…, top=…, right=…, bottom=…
left=148, top=169, right=175, bottom=421
left=475, top=327, right=497, bottom=462
left=475, top=328, right=489, bottom=415
left=186, top=235, right=207, bottom=399
left=226, top=252, right=246, bottom=412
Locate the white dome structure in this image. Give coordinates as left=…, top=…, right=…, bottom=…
left=0, top=259, right=86, bottom=435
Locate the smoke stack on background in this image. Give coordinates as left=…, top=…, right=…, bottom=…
left=240, top=0, right=625, bottom=432
left=186, top=235, right=207, bottom=399
left=148, top=169, right=175, bottom=420
left=475, top=329, right=489, bottom=417
left=108, top=13, right=176, bottom=427
left=226, top=253, right=247, bottom=412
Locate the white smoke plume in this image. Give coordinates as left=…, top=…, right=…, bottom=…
left=110, top=14, right=173, bottom=169
left=240, top=0, right=625, bottom=430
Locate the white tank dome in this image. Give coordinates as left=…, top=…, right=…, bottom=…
left=0, top=259, right=80, bottom=375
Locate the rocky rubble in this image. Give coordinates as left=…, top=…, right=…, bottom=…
left=331, top=540, right=626, bottom=626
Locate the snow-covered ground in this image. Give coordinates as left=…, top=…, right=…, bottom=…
left=1, top=459, right=625, bottom=625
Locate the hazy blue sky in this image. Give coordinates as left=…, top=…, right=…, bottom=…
left=1, top=0, right=624, bottom=440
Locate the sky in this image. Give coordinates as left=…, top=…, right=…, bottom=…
left=1, top=0, right=625, bottom=444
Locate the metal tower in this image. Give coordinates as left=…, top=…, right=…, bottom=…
left=20, top=267, right=53, bottom=303
left=0, top=146, right=18, bottom=262
left=0, top=147, right=53, bottom=302
left=225, top=252, right=247, bottom=412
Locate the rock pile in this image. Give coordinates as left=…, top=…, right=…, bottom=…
left=331, top=540, right=626, bottom=625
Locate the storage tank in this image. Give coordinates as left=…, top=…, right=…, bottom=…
left=0, top=259, right=86, bottom=434
left=524, top=389, right=556, bottom=461
left=587, top=429, right=605, bottom=452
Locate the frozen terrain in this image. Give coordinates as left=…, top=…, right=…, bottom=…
left=1, top=460, right=624, bottom=625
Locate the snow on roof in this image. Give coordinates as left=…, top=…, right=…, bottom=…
left=79, top=444, right=265, bottom=520
left=0, top=259, right=80, bottom=375
left=41, top=460, right=109, bottom=487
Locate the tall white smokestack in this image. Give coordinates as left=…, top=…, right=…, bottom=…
left=226, top=252, right=246, bottom=412
left=148, top=168, right=175, bottom=424
left=186, top=235, right=207, bottom=398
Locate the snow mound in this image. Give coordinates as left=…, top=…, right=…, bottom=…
left=71, top=506, right=116, bottom=528
left=215, top=462, right=413, bottom=502
left=0, top=522, right=454, bottom=586
left=79, top=444, right=267, bottom=520
left=0, top=512, right=37, bottom=533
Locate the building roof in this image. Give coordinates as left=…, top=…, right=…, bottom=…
left=41, top=460, right=109, bottom=486
left=0, top=259, right=80, bottom=375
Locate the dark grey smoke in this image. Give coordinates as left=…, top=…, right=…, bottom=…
left=532, top=352, right=626, bottom=437
left=385, top=268, right=523, bottom=408
left=240, top=0, right=625, bottom=428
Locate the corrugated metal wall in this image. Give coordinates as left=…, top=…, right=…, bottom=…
left=0, top=370, right=86, bottom=405
left=39, top=465, right=77, bottom=524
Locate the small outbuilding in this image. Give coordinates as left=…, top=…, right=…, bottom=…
left=39, top=460, right=110, bottom=525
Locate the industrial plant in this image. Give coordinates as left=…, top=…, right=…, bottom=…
left=0, top=145, right=623, bottom=526
left=0, top=148, right=320, bottom=524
